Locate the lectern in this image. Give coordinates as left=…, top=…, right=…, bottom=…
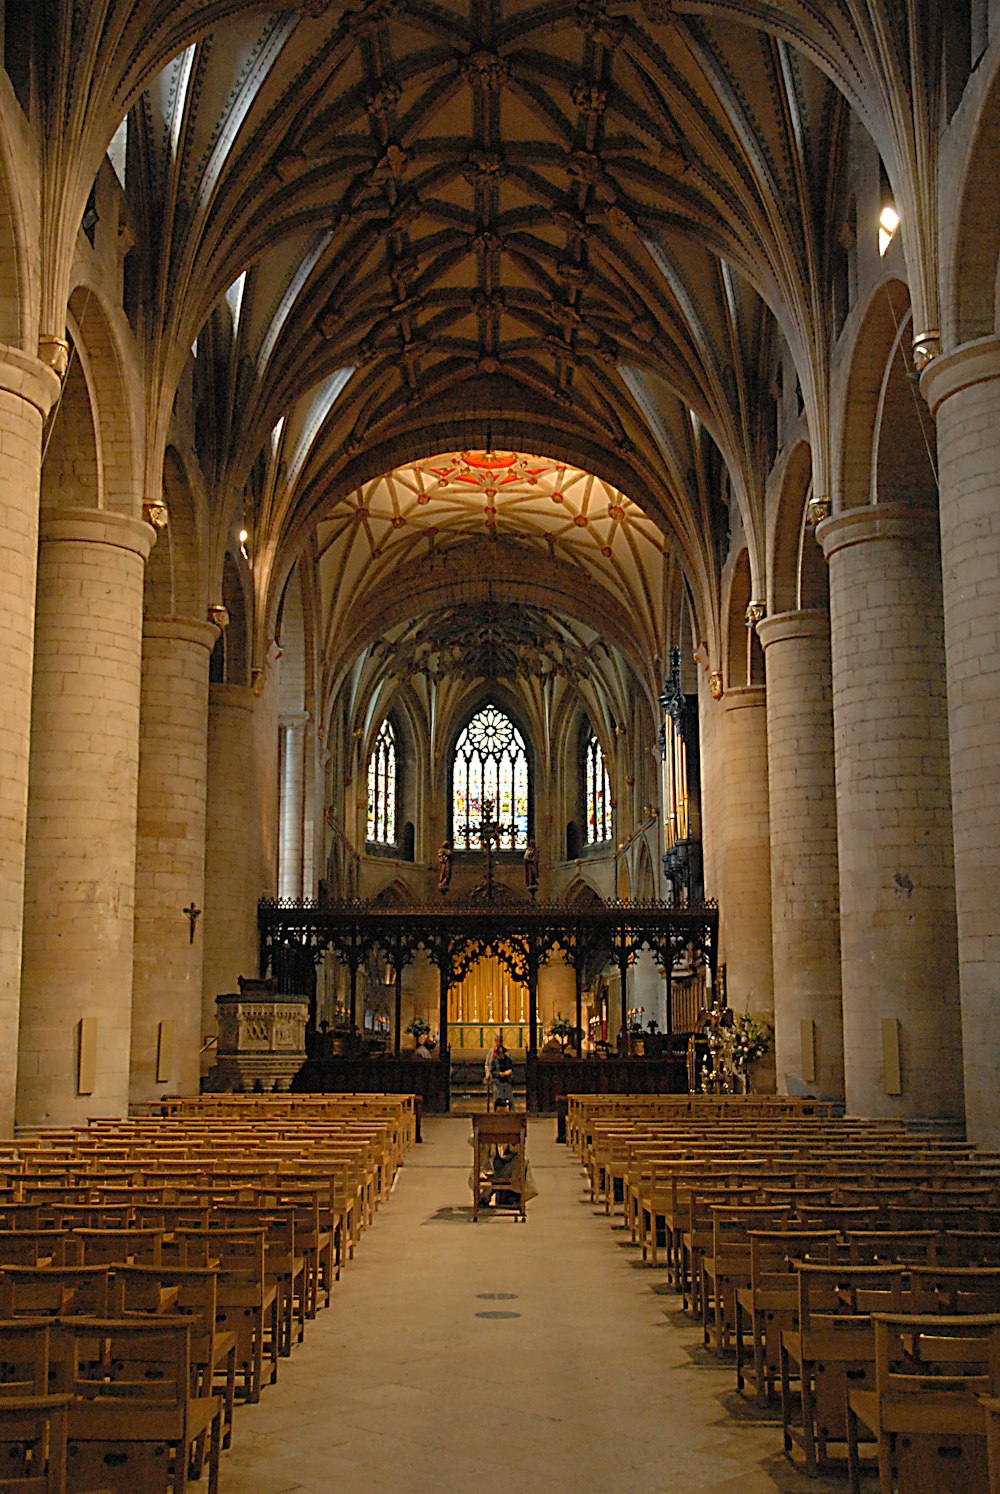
left=472, top=1112, right=528, bottom=1221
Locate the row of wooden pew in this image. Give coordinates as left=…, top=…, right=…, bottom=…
left=568, top=1094, right=1000, bottom=1492
left=0, top=1093, right=415, bottom=1492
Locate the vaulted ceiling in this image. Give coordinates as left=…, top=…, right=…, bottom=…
left=37, top=1, right=943, bottom=667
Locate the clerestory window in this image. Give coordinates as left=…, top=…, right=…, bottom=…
left=585, top=732, right=612, bottom=844
left=366, top=718, right=397, bottom=845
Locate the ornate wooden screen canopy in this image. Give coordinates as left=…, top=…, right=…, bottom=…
left=258, top=895, right=718, bottom=1056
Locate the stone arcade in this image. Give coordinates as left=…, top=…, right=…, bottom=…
left=0, top=4, right=999, bottom=1139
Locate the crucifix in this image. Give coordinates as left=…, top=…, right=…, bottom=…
left=183, top=903, right=202, bottom=943
left=478, top=798, right=506, bottom=902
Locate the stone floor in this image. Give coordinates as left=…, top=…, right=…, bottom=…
left=220, top=1118, right=850, bottom=1493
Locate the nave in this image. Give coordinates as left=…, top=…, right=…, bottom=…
left=221, top=1119, right=839, bottom=1494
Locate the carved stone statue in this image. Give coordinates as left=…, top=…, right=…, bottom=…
left=524, top=839, right=539, bottom=896
left=437, top=839, right=453, bottom=895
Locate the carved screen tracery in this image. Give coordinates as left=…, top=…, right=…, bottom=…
left=452, top=704, right=529, bottom=850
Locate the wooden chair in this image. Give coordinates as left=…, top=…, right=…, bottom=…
left=109, top=1266, right=237, bottom=1456
left=734, top=1230, right=838, bottom=1406
left=701, top=1205, right=792, bottom=1354
left=0, top=1393, right=72, bottom=1492
left=472, top=1114, right=528, bottom=1222
left=0, top=1237, right=81, bottom=1271
left=0, top=1321, right=52, bottom=1400
left=166, top=1230, right=277, bottom=1404
left=981, top=1394, right=1000, bottom=1494
left=846, top=1311, right=1000, bottom=1494
left=56, top=1318, right=222, bottom=1494
left=780, top=1262, right=907, bottom=1475
left=71, top=1232, right=164, bottom=1269
left=0, top=1271, right=110, bottom=1321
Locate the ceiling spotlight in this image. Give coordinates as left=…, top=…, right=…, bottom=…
left=239, top=527, right=250, bottom=561
left=879, top=204, right=900, bottom=257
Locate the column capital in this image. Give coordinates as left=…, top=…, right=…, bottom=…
left=722, top=685, right=766, bottom=714
left=817, top=503, right=938, bottom=563
left=143, top=616, right=218, bottom=651
left=39, top=507, right=155, bottom=561
left=920, top=334, right=1000, bottom=418
left=280, top=711, right=312, bottom=730
left=209, top=683, right=255, bottom=713
left=0, top=344, right=62, bottom=419
left=757, top=609, right=830, bottom=651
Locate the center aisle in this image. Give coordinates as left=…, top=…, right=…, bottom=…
left=221, top=1117, right=840, bottom=1493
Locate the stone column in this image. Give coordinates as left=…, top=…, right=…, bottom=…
left=696, top=682, right=722, bottom=902
left=0, top=349, right=61, bottom=1134
left=278, top=712, right=308, bottom=900
left=16, top=508, right=154, bottom=1127
left=758, top=611, right=844, bottom=1101
left=130, top=618, right=217, bottom=1105
left=922, top=339, right=1000, bottom=1144
left=202, top=679, right=279, bottom=1064
left=718, top=687, right=775, bottom=1025
left=818, top=505, right=963, bottom=1120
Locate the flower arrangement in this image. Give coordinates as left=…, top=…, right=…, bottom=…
left=549, top=1014, right=576, bottom=1050
left=730, top=1011, right=773, bottom=1070
left=405, top=1015, right=431, bottom=1042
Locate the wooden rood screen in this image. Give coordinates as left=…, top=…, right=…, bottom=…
left=259, top=895, right=718, bottom=1061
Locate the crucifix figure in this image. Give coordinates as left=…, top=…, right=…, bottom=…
left=183, top=903, right=202, bottom=944
left=478, top=798, right=506, bottom=902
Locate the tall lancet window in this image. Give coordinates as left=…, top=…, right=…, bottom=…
left=452, top=704, right=529, bottom=850
left=366, top=719, right=396, bottom=845
left=585, top=732, right=612, bottom=844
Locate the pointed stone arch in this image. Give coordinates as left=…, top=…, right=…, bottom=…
left=144, top=446, right=205, bottom=620
left=635, top=839, right=656, bottom=901
left=560, top=876, right=604, bottom=910
left=769, top=442, right=827, bottom=615
left=210, top=553, right=251, bottom=687
left=723, top=549, right=762, bottom=689
left=836, top=278, right=937, bottom=512
left=65, top=283, right=142, bottom=515
left=945, top=46, right=1000, bottom=346
left=0, top=101, right=33, bottom=350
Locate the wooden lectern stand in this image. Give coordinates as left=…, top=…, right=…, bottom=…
left=472, top=1112, right=528, bottom=1221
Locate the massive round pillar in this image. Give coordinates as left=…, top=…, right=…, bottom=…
left=716, top=686, right=775, bottom=1040
left=17, top=509, right=153, bottom=1126
left=0, top=350, right=61, bottom=1133
left=130, top=618, right=217, bottom=1104
left=819, top=505, right=963, bottom=1120
left=758, top=611, right=844, bottom=1100
left=202, top=678, right=279, bottom=1063
left=923, top=339, right=1000, bottom=1144
left=278, top=712, right=309, bottom=900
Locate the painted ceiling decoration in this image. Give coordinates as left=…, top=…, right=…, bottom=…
left=314, top=449, right=669, bottom=685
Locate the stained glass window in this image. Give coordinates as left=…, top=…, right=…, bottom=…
left=366, top=719, right=396, bottom=845
left=585, top=732, right=611, bottom=844
left=452, top=704, right=529, bottom=849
